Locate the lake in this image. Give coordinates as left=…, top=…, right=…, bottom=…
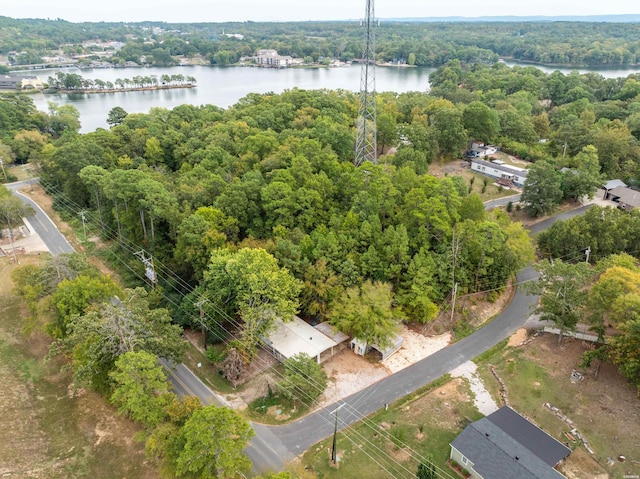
left=31, top=65, right=434, bottom=132
left=30, top=62, right=640, bottom=133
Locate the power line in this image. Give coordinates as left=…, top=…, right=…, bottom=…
left=36, top=179, right=460, bottom=478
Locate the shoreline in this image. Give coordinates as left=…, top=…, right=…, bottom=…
left=44, top=84, right=196, bottom=95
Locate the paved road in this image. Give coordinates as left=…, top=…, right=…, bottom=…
left=160, top=201, right=600, bottom=473
left=527, top=203, right=593, bottom=235
left=269, top=267, right=539, bottom=455
left=6, top=179, right=75, bottom=255
left=8, top=178, right=594, bottom=473
left=484, top=193, right=521, bottom=210
left=161, top=358, right=295, bottom=473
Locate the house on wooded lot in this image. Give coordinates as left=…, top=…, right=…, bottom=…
left=608, top=185, right=640, bottom=211
left=470, top=158, right=528, bottom=187
left=450, top=406, right=571, bottom=479
left=467, top=142, right=499, bottom=158
left=602, top=179, right=627, bottom=199
left=262, top=316, right=348, bottom=364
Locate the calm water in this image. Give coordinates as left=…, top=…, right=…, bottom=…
left=31, top=65, right=433, bottom=132
left=30, top=62, right=640, bottom=133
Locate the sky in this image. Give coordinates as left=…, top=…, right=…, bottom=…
left=2, top=0, right=640, bottom=23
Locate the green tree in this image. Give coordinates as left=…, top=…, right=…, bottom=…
left=203, top=248, right=301, bottom=356
left=463, top=101, right=500, bottom=143
left=520, top=160, right=563, bottom=217
left=278, top=353, right=328, bottom=404
left=431, top=107, right=467, bottom=157
left=458, top=193, right=486, bottom=222
left=524, top=259, right=591, bottom=344
left=61, top=288, right=185, bottom=391
left=107, top=106, right=128, bottom=126
left=110, top=351, right=171, bottom=429
left=329, top=280, right=402, bottom=350
left=175, top=406, right=254, bottom=479
left=50, top=274, right=122, bottom=338
left=417, top=455, right=437, bottom=479
left=301, top=259, right=341, bottom=323
left=397, top=249, right=440, bottom=324
left=561, top=145, right=604, bottom=201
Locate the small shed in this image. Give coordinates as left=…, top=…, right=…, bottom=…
left=350, top=334, right=404, bottom=361
left=262, top=316, right=340, bottom=364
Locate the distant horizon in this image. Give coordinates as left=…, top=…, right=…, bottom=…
left=2, top=0, right=640, bottom=24
left=2, top=13, right=640, bottom=25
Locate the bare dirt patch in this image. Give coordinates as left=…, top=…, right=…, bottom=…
left=317, top=348, right=389, bottom=408
left=382, top=328, right=451, bottom=373
left=317, top=325, right=451, bottom=408
left=403, top=379, right=473, bottom=430
left=507, top=327, right=528, bottom=347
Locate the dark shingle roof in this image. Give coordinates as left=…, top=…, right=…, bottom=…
left=487, top=406, right=570, bottom=467
left=451, top=407, right=570, bottom=479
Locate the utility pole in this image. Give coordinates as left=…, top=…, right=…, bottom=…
left=330, top=403, right=345, bottom=464
left=134, top=250, right=157, bottom=288
left=584, top=246, right=591, bottom=263
left=450, top=282, right=458, bottom=326
left=79, top=210, right=87, bottom=241
left=0, top=159, right=7, bottom=181
left=195, top=299, right=208, bottom=349
left=354, top=0, right=377, bottom=167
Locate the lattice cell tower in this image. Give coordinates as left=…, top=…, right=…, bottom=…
left=354, top=0, right=377, bottom=167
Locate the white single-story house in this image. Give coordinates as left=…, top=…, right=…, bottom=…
left=262, top=316, right=347, bottom=364
left=350, top=333, right=404, bottom=361
left=470, top=158, right=528, bottom=187
left=450, top=406, right=571, bottom=479
left=466, top=142, right=499, bottom=159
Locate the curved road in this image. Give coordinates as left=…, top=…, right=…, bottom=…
left=5, top=179, right=74, bottom=255
left=7, top=179, right=594, bottom=473
left=251, top=203, right=595, bottom=470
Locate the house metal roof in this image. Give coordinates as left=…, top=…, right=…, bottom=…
left=451, top=406, right=570, bottom=479
left=603, top=179, right=627, bottom=191
left=264, top=316, right=338, bottom=361
left=471, top=158, right=527, bottom=177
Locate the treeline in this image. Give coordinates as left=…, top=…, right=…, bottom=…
left=3, top=16, right=640, bottom=68
left=46, top=71, right=197, bottom=91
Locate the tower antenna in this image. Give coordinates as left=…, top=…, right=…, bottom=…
left=354, top=0, right=377, bottom=167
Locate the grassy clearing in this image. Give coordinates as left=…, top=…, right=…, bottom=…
left=0, top=257, right=158, bottom=479
left=302, top=376, right=482, bottom=479
left=244, top=383, right=311, bottom=425
left=182, top=342, right=238, bottom=394
left=460, top=169, right=519, bottom=201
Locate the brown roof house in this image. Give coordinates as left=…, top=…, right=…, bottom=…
left=609, top=185, right=640, bottom=211
left=449, top=406, right=571, bottom=479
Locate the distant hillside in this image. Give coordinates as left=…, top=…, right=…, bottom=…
left=385, top=14, right=640, bottom=23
